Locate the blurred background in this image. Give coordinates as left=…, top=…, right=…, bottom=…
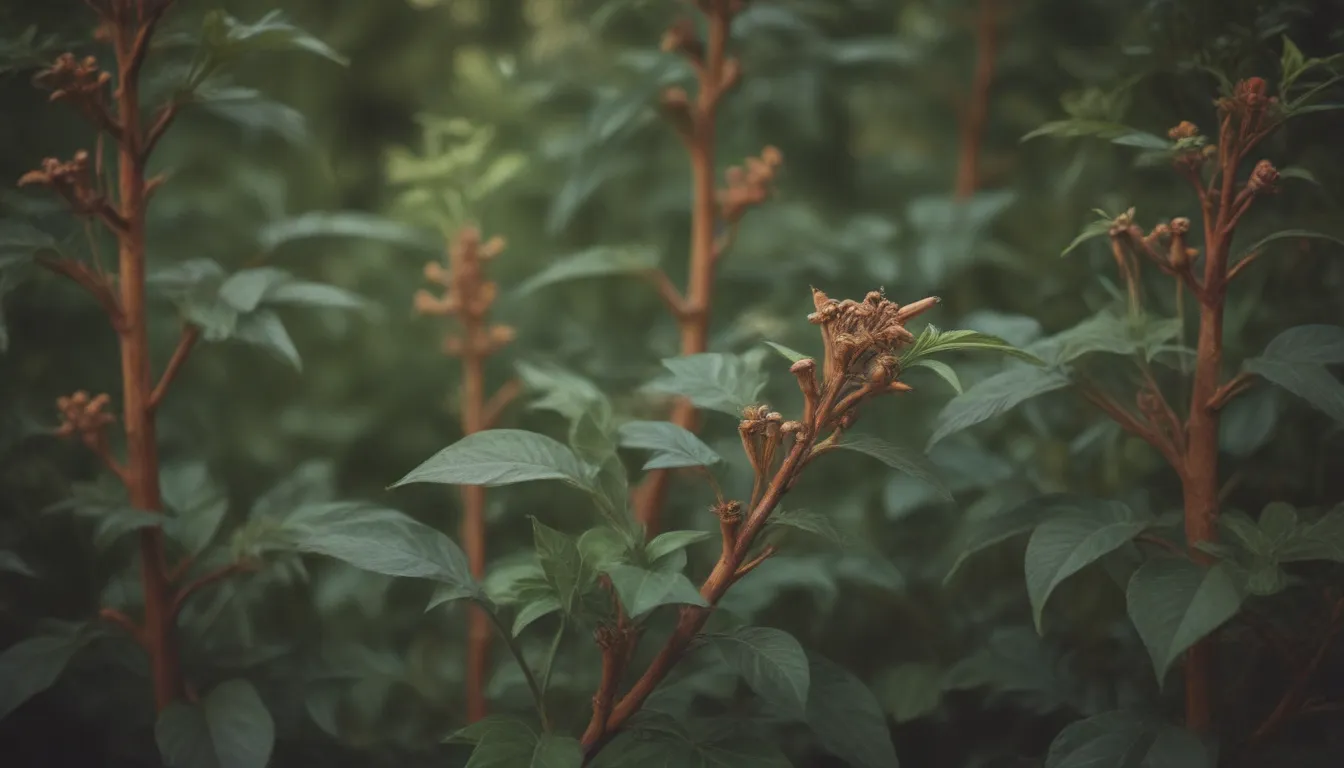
left=1, top=0, right=1343, bottom=766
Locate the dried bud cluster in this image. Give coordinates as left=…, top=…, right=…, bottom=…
left=33, top=53, right=110, bottom=105
left=55, top=391, right=115, bottom=444
left=413, top=227, right=514, bottom=358
left=712, top=500, right=743, bottom=524
left=808, top=288, right=935, bottom=384
left=1111, top=210, right=1200, bottom=274
left=1246, top=159, right=1279, bottom=193
left=18, top=152, right=113, bottom=220
left=719, top=147, right=782, bottom=224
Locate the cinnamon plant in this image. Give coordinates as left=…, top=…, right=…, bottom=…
left=937, top=41, right=1344, bottom=762
left=413, top=225, right=520, bottom=722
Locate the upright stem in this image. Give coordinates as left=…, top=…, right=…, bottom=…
left=461, top=321, right=491, bottom=722
left=954, top=0, right=999, bottom=199
left=632, top=4, right=730, bottom=537
left=112, top=20, right=181, bottom=712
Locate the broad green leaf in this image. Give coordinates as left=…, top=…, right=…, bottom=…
left=705, top=626, right=810, bottom=718
left=644, top=353, right=769, bottom=417
left=0, top=624, right=94, bottom=719
left=617, top=420, right=722, bottom=470
left=1046, top=710, right=1213, bottom=768
left=874, top=663, right=943, bottom=723
left=1244, top=325, right=1344, bottom=423
left=0, top=550, right=35, bottom=577
left=392, top=429, right=590, bottom=490
left=189, top=83, right=307, bottom=144
left=218, top=268, right=291, bottom=313
left=0, top=219, right=57, bottom=263
left=156, top=680, right=275, bottom=768
left=257, top=211, right=437, bottom=253
left=516, top=361, right=608, bottom=425
left=646, top=530, right=713, bottom=563
left=762, top=340, right=810, bottom=363
left=94, top=508, right=163, bottom=549
left=161, top=462, right=229, bottom=555
left=1219, top=387, right=1277, bottom=457
left=830, top=435, right=951, bottom=501
left=262, top=281, right=364, bottom=310
left=1043, top=312, right=1182, bottom=364
left=764, top=508, right=847, bottom=547
left=288, top=505, right=482, bottom=598
left=530, top=517, right=592, bottom=614
left=929, top=366, right=1071, bottom=447
left=907, top=359, right=962, bottom=394
left=1278, top=506, right=1344, bottom=562
left=805, top=653, right=900, bottom=768
left=1060, top=215, right=1114, bottom=258
left=1126, top=557, right=1245, bottom=684
left=517, top=245, right=659, bottom=294
left=1026, top=500, right=1150, bottom=632
left=578, top=527, right=631, bottom=571
left=945, top=494, right=1098, bottom=583
left=232, top=310, right=301, bottom=371
left=591, top=715, right=792, bottom=768
left=602, top=564, right=707, bottom=619
left=511, top=597, right=561, bottom=637
left=1022, top=119, right=1171, bottom=150
left=200, top=10, right=348, bottom=68
left=1233, top=229, right=1344, bottom=263
left=447, top=714, right=582, bottom=767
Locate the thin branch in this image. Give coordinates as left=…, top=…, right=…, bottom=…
left=98, top=607, right=147, bottom=648
left=1208, top=372, right=1256, bottom=411
left=36, top=254, right=125, bottom=330
left=149, top=324, right=200, bottom=410
left=1079, top=385, right=1181, bottom=472
left=1226, top=249, right=1264, bottom=281
left=641, top=269, right=688, bottom=319
left=483, top=606, right=551, bottom=731
left=482, top=378, right=522, bottom=429
left=142, top=102, right=179, bottom=160
left=732, top=545, right=776, bottom=581
left=1136, top=532, right=1182, bottom=555
left=171, top=561, right=254, bottom=617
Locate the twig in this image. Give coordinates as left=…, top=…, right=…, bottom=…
left=732, top=545, right=776, bottom=581
left=171, top=561, right=255, bottom=617
left=142, top=102, right=179, bottom=161
left=35, top=255, right=125, bottom=330
left=641, top=269, right=688, bottom=318
left=98, top=607, right=147, bottom=648
left=1226, top=249, right=1264, bottom=281
left=1208, top=371, right=1256, bottom=411
left=149, top=324, right=200, bottom=410
left=481, top=378, right=522, bottom=429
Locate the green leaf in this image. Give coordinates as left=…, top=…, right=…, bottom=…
left=392, top=429, right=590, bottom=490
left=929, top=366, right=1071, bottom=447
left=218, top=268, right=289, bottom=313
left=510, top=597, right=561, bottom=637
left=1026, top=500, right=1150, bottom=632
left=592, top=715, right=792, bottom=768
left=901, top=325, right=1045, bottom=367
left=257, top=211, right=437, bottom=253
left=447, top=715, right=582, bottom=767
left=189, top=84, right=308, bottom=144
left=1219, top=387, right=1277, bottom=457
left=907, top=359, right=962, bottom=394
left=602, top=563, right=708, bottom=619
left=1045, top=710, right=1213, bottom=768
left=945, top=494, right=1096, bottom=583
left=1060, top=215, right=1115, bottom=258
left=805, top=653, right=899, bottom=768
left=262, top=281, right=364, bottom=311
left=232, top=310, right=301, bottom=370
left=1022, top=119, right=1172, bottom=150
left=1233, top=229, right=1344, bottom=263
left=764, top=508, right=848, bottom=547
left=0, top=219, right=57, bottom=264
left=1126, top=557, right=1245, bottom=685
left=530, top=518, right=592, bottom=614
left=0, top=624, right=94, bottom=719
left=646, top=530, right=712, bottom=563
left=1043, top=311, right=1183, bottom=364
left=288, top=505, right=482, bottom=598
left=705, top=626, right=810, bottom=718
left=617, top=420, right=722, bottom=470
left=516, top=361, right=609, bottom=425
left=156, top=679, right=275, bottom=768
left=830, top=435, right=951, bottom=502
left=200, top=10, right=348, bottom=68
left=517, top=245, right=659, bottom=294
left=1279, top=506, right=1344, bottom=562
left=762, top=340, right=810, bottom=363
left=161, top=462, right=229, bottom=555
left=644, top=353, right=769, bottom=417
left=0, top=550, right=35, bottom=577
left=577, top=527, right=631, bottom=572
left=1245, top=325, right=1344, bottom=423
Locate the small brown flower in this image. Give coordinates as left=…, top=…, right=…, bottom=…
left=1246, top=159, right=1279, bottom=193
left=1168, top=121, right=1199, bottom=140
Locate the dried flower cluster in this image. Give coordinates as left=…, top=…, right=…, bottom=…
left=414, top=227, right=515, bottom=358
left=719, top=146, right=782, bottom=224
left=55, top=390, right=115, bottom=441
left=18, top=152, right=118, bottom=223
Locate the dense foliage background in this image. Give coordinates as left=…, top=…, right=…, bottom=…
left=2, top=0, right=1343, bottom=766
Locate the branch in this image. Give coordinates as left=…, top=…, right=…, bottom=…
left=641, top=269, right=688, bottom=319
left=98, top=607, right=146, bottom=648
left=123, top=3, right=174, bottom=86
left=481, top=378, right=522, bottom=429
left=171, top=560, right=254, bottom=617
left=1226, top=249, right=1264, bottom=281
left=35, top=254, right=125, bottom=330
left=1249, top=596, right=1344, bottom=745
left=1208, top=372, right=1256, bottom=411
left=732, top=545, right=776, bottom=581
left=149, top=324, right=201, bottom=410
left=142, top=102, right=179, bottom=161
left=1079, top=384, right=1182, bottom=472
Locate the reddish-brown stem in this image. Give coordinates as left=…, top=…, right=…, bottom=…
left=98, top=607, right=146, bottom=648
left=641, top=269, right=689, bottom=319
left=1208, top=371, right=1255, bottom=411
left=632, top=4, right=732, bottom=537
left=1079, top=385, right=1181, bottom=472
left=171, top=561, right=254, bottom=617
left=481, top=378, right=521, bottom=430
left=1226, top=249, right=1263, bottom=281
left=954, top=0, right=999, bottom=199
left=461, top=349, right=491, bottom=722
left=1249, top=597, right=1344, bottom=745
left=149, top=323, right=200, bottom=410
left=142, top=102, right=178, bottom=160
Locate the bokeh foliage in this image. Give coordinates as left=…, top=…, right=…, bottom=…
left=2, top=0, right=1343, bottom=766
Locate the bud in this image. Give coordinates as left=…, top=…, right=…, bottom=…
left=713, top=500, right=743, bottom=523
left=1247, top=159, right=1279, bottom=193
left=1170, top=217, right=1190, bottom=235
left=1167, top=121, right=1199, bottom=140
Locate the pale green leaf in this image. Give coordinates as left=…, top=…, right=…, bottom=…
left=517, top=245, right=659, bottom=295
left=257, top=211, right=437, bottom=253
left=617, top=420, right=722, bottom=470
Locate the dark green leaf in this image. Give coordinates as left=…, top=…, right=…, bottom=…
left=155, top=679, right=275, bottom=768
left=1126, top=557, right=1244, bottom=684
left=764, top=508, right=847, bottom=547
left=618, top=420, right=722, bottom=470
left=592, top=715, right=791, bottom=768
left=257, top=211, right=437, bottom=253
left=762, top=340, right=810, bottom=363
left=645, top=530, right=712, bottom=563
left=1042, top=312, right=1183, bottom=364
left=392, top=429, right=590, bottom=490
left=705, top=626, right=810, bottom=718
left=1060, top=215, right=1115, bottom=258
left=0, top=219, right=57, bottom=263
left=161, top=462, right=229, bottom=555
left=1022, top=119, right=1171, bottom=150
left=530, top=517, right=593, bottom=614
left=200, top=10, right=348, bottom=68
left=946, top=494, right=1097, bottom=583
left=190, top=84, right=307, bottom=144
left=1233, top=229, right=1344, bottom=264
left=446, top=714, right=582, bottom=767
left=830, top=435, right=951, bottom=501
left=510, top=597, right=561, bottom=637
left=929, top=366, right=1071, bottom=447
left=0, top=624, right=94, bottom=719
left=1045, top=710, right=1213, bottom=768
left=1279, top=506, right=1344, bottom=562
left=602, top=564, right=707, bottom=619
left=232, top=310, right=301, bottom=370
left=1219, top=387, right=1277, bottom=457
left=644, top=353, right=768, bottom=417
left=805, top=653, right=899, bottom=768
left=1245, top=326, right=1344, bottom=423
left=907, top=359, right=962, bottom=394
left=1026, top=500, right=1150, bottom=632
left=517, top=245, right=659, bottom=295
left=0, top=550, right=35, bottom=577
left=516, top=361, right=609, bottom=425
left=875, top=663, right=944, bottom=723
